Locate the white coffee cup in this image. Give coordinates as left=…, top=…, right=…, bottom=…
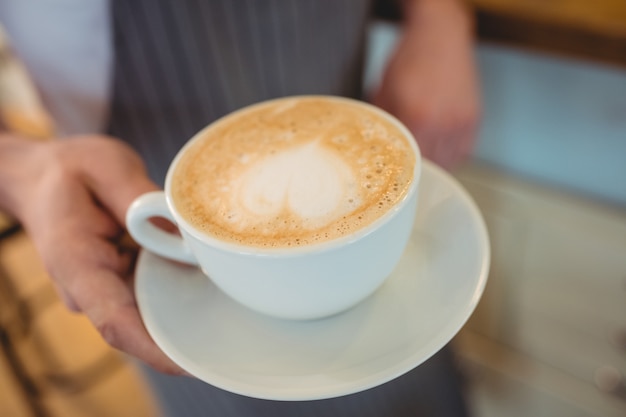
left=126, top=96, right=421, bottom=320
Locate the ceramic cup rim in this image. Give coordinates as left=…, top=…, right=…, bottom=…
left=163, top=95, right=422, bottom=257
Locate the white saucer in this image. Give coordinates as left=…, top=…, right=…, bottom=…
left=135, top=161, right=490, bottom=401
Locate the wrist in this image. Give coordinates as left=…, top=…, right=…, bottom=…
left=0, top=133, right=44, bottom=217
left=402, top=0, right=474, bottom=33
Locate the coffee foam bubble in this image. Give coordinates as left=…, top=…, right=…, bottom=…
left=171, top=97, right=415, bottom=248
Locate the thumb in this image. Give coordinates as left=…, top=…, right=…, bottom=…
left=76, top=137, right=160, bottom=225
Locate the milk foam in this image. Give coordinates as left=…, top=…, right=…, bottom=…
left=171, top=97, right=416, bottom=248
left=233, top=141, right=360, bottom=228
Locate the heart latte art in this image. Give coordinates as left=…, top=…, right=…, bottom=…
left=234, top=141, right=360, bottom=226
left=171, top=97, right=416, bottom=248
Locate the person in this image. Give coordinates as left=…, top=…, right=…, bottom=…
left=0, top=0, right=480, bottom=415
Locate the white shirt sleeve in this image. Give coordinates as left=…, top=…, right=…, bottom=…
left=0, top=0, right=111, bottom=136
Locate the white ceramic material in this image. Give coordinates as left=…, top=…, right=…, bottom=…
left=126, top=96, right=421, bottom=320
left=135, top=161, right=490, bottom=401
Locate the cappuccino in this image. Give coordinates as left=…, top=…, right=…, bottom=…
left=171, top=97, right=416, bottom=248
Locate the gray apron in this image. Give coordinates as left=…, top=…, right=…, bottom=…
left=107, top=1, right=468, bottom=416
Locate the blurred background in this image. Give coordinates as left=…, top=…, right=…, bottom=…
left=382, top=1, right=626, bottom=416
left=1, top=0, right=625, bottom=416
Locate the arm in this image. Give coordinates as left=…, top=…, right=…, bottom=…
left=373, top=0, right=481, bottom=169
left=0, top=133, right=184, bottom=374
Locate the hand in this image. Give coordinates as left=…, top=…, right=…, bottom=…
left=0, top=134, right=184, bottom=374
left=373, top=0, right=481, bottom=170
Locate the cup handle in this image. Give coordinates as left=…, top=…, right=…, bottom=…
left=126, top=191, right=198, bottom=265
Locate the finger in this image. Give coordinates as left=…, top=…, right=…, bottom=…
left=52, top=281, right=81, bottom=312
left=433, top=135, right=461, bottom=170
left=435, top=129, right=476, bottom=170
left=75, top=266, right=184, bottom=375
left=96, top=170, right=159, bottom=226
left=89, top=292, right=184, bottom=375
left=410, top=127, right=439, bottom=164
left=411, top=125, right=473, bottom=170
left=50, top=253, right=137, bottom=314
left=45, top=232, right=184, bottom=375
left=116, top=249, right=137, bottom=280
left=73, top=138, right=160, bottom=225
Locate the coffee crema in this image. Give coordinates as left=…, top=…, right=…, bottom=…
left=171, top=97, right=416, bottom=248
